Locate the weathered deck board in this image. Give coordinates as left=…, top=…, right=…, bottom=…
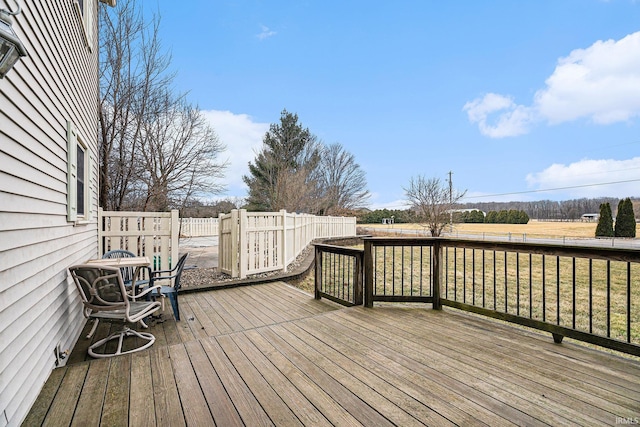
left=27, top=281, right=640, bottom=426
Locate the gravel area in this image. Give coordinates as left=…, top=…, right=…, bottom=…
left=181, top=245, right=314, bottom=289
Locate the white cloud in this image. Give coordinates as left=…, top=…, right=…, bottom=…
left=201, top=110, right=268, bottom=196
left=465, top=31, right=640, bottom=137
left=463, top=93, right=533, bottom=138
left=526, top=157, right=640, bottom=198
left=257, top=25, right=277, bottom=40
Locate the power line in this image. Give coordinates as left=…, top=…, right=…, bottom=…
left=462, top=178, right=640, bottom=200
left=374, top=177, right=640, bottom=210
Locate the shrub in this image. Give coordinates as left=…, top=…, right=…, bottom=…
left=595, top=202, right=614, bottom=237
left=614, top=198, right=636, bottom=238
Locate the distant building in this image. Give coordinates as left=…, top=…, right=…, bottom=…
left=581, top=213, right=600, bottom=222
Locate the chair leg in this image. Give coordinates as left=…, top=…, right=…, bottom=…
left=86, top=319, right=100, bottom=339
left=168, top=293, right=180, bottom=321
left=87, top=327, right=155, bottom=358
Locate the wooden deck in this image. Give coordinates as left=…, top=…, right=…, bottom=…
left=26, top=281, right=640, bottom=426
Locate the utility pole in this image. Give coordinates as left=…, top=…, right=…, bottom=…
left=448, top=171, right=453, bottom=233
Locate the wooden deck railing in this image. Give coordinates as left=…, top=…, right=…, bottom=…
left=314, top=237, right=640, bottom=356
left=314, top=244, right=363, bottom=306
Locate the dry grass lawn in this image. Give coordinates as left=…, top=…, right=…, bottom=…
left=363, top=220, right=603, bottom=238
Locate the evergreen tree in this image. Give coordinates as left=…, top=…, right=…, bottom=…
left=243, top=110, right=321, bottom=212
left=595, top=203, right=614, bottom=237
left=468, top=210, right=485, bottom=223
left=614, top=198, right=637, bottom=238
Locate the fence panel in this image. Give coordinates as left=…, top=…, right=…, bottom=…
left=98, top=208, right=179, bottom=271
left=180, top=218, right=219, bottom=237
left=218, top=209, right=356, bottom=278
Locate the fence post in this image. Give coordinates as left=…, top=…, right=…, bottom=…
left=364, top=238, right=374, bottom=308
left=98, top=207, right=104, bottom=255
left=432, top=240, right=442, bottom=310
left=171, top=210, right=179, bottom=269
left=239, top=209, right=248, bottom=278
left=230, top=210, right=239, bottom=278
left=281, top=209, right=287, bottom=273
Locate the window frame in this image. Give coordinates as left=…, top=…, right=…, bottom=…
left=73, top=0, right=95, bottom=51
left=67, top=121, right=93, bottom=223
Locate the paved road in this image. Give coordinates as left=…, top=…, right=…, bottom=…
left=179, top=236, right=218, bottom=268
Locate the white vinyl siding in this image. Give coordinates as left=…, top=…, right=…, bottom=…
left=0, top=1, right=102, bottom=425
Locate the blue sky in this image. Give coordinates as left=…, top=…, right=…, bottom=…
left=144, top=0, right=640, bottom=209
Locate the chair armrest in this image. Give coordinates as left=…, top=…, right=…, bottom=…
left=128, top=284, right=163, bottom=300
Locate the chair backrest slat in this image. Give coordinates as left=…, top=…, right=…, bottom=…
left=102, top=249, right=136, bottom=283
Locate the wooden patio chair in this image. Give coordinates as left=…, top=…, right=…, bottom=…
left=69, top=264, right=162, bottom=358
left=147, top=253, right=189, bottom=321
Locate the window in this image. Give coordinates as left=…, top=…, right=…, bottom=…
left=74, top=0, right=95, bottom=50
left=67, top=121, right=93, bottom=222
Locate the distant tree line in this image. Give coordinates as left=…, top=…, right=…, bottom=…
left=358, top=209, right=417, bottom=224
left=456, top=198, right=628, bottom=221
left=484, top=210, right=529, bottom=224
left=360, top=208, right=528, bottom=224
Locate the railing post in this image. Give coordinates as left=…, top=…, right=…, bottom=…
left=364, top=238, right=374, bottom=308
left=355, top=250, right=364, bottom=305
left=314, top=245, right=322, bottom=300
left=432, top=240, right=442, bottom=310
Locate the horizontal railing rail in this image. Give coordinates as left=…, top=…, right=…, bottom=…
left=314, top=237, right=640, bottom=356
left=315, top=244, right=364, bottom=307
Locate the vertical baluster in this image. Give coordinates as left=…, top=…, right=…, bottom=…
left=572, top=258, right=576, bottom=330
left=589, top=259, right=593, bottom=334
left=504, top=251, right=508, bottom=313
left=516, top=252, right=520, bottom=316
left=472, top=249, right=476, bottom=306
left=463, top=249, right=466, bottom=304
left=529, top=253, right=532, bottom=319
left=627, top=262, right=632, bottom=343
left=607, top=260, right=611, bottom=338
left=542, top=255, right=546, bottom=322
left=493, top=250, right=497, bottom=310
left=556, top=256, right=560, bottom=326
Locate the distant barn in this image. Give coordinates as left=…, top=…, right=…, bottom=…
left=581, top=213, right=600, bottom=222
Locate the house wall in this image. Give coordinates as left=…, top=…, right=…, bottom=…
left=0, top=2, right=101, bottom=425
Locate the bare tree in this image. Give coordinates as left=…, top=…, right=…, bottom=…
left=404, top=176, right=466, bottom=236
left=98, top=0, right=225, bottom=211
left=138, top=97, right=226, bottom=211
left=318, top=143, right=370, bottom=215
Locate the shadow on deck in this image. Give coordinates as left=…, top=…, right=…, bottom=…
left=26, top=281, right=640, bottom=426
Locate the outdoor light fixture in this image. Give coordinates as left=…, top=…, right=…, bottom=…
left=0, top=1, right=27, bottom=79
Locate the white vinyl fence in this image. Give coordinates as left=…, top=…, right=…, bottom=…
left=98, top=208, right=179, bottom=272
left=180, top=217, right=219, bottom=237
left=219, top=209, right=357, bottom=278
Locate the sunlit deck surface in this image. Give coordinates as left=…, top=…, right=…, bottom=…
left=26, top=281, right=640, bottom=426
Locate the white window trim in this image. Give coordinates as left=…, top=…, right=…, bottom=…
left=67, top=121, right=94, bottom=224
left=73, top=0, right=95, bottom=51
